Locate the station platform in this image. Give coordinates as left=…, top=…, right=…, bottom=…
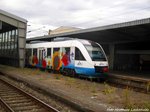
left=108, top=71, right=150, bottom=92
left=0, top=65, right=150, bottom=112
left=110, top=71, right=150, bottom=79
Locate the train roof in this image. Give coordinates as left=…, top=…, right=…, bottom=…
left=28, top=37, right=93, bottom=44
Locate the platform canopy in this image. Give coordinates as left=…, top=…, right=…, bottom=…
left=27, top=18, right=150, bottom=44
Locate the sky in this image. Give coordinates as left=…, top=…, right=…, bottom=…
left=1, top=0, right=150, bottom=38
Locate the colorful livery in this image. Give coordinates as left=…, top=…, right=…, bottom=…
left=25, top=38, right=109, bottom=78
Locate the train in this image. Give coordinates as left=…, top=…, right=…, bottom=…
left=25, top=37, right=109, bottom=79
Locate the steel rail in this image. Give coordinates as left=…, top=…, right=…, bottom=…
left=0, top=78, right=60, bottom=112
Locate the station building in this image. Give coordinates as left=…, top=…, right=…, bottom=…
left=0, top=9, right=27, bottom=68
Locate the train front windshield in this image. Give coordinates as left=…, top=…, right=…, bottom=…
left=84, top=42, right=106, bottom=61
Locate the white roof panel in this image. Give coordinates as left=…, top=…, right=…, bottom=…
left=0, top=9, right=27, bottom=23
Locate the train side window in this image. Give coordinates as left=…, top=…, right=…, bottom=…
left=47, top=48, right=51, bottom=57
left=26, top=49, right=32, bottom=56
left=53, top=48, right=60, bottom=53
left=62, top=47, right=70, bottom=55
left=33, top=48, right=37, bottom=56
left=75, top=47, right=85, bottom=60
left=25, top=49, right=32, bottom=66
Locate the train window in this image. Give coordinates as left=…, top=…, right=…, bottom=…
left=47, top=48, right=51, bottom=57
left=26, top=49, right=32, bottom=57
left=62, top=47, right=70, bottom=55
left=25, top=49, right=32, bottom=65
left=53, top=48, right=60, bottom=55
left=54, top=48, right=60, bottom=52
left=33, top=48, right=37, bottom=56
left=75, top=47, right=85, bottom=60
left=84, top=43, right=106, bottom=61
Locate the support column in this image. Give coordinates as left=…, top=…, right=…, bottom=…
left=18, top=22, right=27, bottom=68
left=109, top=44, right=115, bottom=70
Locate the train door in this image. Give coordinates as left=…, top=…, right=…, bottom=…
left=39, top=48, right=43, bottom=65
left=74, top=47, right=87, bottom=74
left=25, top=49, right=32, bottom=66
left=46, top=48, right=52, bottom=68
left=32, top=48, right=38, bottom=66
left=52, top=48, right=60, bottom=70
left=38, top=48, right=46, bottom=67
left=61, top=47, right=74, bottom=68
left=70, top=47, right=75, bottom=67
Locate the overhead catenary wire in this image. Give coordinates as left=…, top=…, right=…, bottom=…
left=27, top=0, right=150, bottom=31
left=50, top=0, right=150, bottom=27
left=27, top=0, right=141, bottom=28
left=70, top=6, right=150, bottom=27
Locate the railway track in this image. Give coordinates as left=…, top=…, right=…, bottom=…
left=107, top=73, right=150, bottom=93
left=0, top=78, right=60, bottom=112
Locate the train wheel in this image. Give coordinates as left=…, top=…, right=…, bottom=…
left=71, top=69, right=75, bottom=77
left=71, top=69, right=77, bottom=77
left=90, top=78, right=93, bottom=82
left=62, top=68, right=67, bottom=75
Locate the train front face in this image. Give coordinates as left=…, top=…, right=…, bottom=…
left=83, top=40, right=109, bottom=79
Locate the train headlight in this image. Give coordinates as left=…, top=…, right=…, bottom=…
left=102, top=67, right=109, bottom=72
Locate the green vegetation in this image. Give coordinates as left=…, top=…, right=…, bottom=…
left=146, top=82, right=150, bottom=92
left=144, top=101, right=150, bottom=111
left=90, top=82, right=97, bottom=94
left=103, top=82, right=116, bottom=104
left=122, top=87, right=135, bottom=110
left=64, top=77, right=76, bottom=87
left=54, top=74, right=61, bottom=80
left=103, top=82, right=116, bottom=95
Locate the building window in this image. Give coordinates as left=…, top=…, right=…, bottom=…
left=15, top=29, right=18, bottom=49
left=0, top=33, right=2, bottom=50
left=3, top=33, right=5, bottom=53
left=8, top=31, right=11, bottom=50
left=5, top=32, right=8, bottom=50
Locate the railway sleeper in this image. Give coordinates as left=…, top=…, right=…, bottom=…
left=13, top=105, right=42, bottom=111
left=1, top=96, right=27, bottom=101
left=0, top=93, right=22, bottom=96
left=9, top=102, right=36, bottom=107
left=0, top=95, right=24, bottom=99
left=0, top=78, right=59, bottom=112
left=0, top=90, right=18, bottom=93
left=3, top=99, right=32, bottom=103
left=22, top=108, right=47, bottom=112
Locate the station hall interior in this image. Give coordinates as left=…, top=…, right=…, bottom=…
left=0, top=9, right=150, bottom=74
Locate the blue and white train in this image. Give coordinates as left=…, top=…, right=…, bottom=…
left=26, top=38, right=109, bottom=79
